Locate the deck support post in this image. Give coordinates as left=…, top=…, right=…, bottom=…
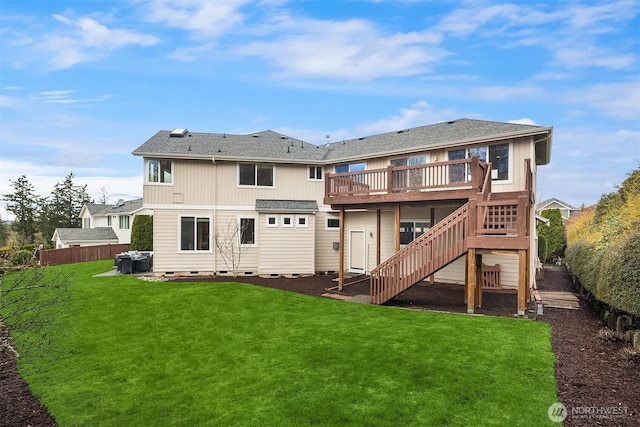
left=475, top=254, right=483, bottom=308
left=394, top=204, right=400, bottom=253
left=339, top=207, right=345, bottom=291
left=376, top=209, right=381, bottom=266
left=466, top=248, right=476, bottom=314
left=517, top=249, right=527, bottom=315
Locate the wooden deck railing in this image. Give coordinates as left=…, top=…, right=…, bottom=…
left=326, top=156, right=487, bottom=199
left=370, top=203, right=470, bottom=304
left=369, top=159, right=533, bottom=304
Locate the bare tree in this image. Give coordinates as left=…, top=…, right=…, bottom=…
left=98, top=187, right=110, bottom=205
left=0, top=265, right=71, bottom=370
left=214, top=220, right=251, bottom=279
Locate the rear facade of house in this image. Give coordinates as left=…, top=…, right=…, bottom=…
left=133, top=119, right=552, bottom=314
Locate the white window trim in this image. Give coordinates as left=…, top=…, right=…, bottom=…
left=177, top=214, right=213, bottom=253
left=237, top=163, right=276, bottom=188
left=281, top=215, right=294, bottom=228
left=266, top=215, right=278, bottom=228
left=307, top=166, right=323, bottom=181
left=326, top=216, right=340, bottom=230
left=238, top=215, right=258, bottom=247
left=296, top=215, right=309, bottom=227
left=145, top=159, right=174, bottom=186
left=446, top=142, right=513, bottom=184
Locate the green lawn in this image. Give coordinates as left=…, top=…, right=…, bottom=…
left=5, top=261, right=558, bottom=426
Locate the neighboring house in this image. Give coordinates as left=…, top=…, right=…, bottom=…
left=79, top=198, right=153, bottom=244
left=52, top=227, right=119, bottom=249
left=536, top=198, right=580, bottom=221
left=132, top=118, right=553, bottom=314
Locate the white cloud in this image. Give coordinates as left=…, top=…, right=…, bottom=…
left=564, top=81, right=640, bottom=121
left=38, top=14, right=159, bottom=69
left=235, top=15, right=447, bottom=80
left=143, top=0, right=250, bottom=38
left=508, top=118, right=537, bottom=125
left=355, top=101, right=459, bottom=135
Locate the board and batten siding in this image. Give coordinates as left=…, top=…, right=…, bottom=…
left=214, top=162, right=325, bottom=207
left=314, top=211, right=341, bottom=273
left=434, top=253, right=519, bottom=289
left=152, top=209, right=215, bottom=274
left=258, top=213, right=315, bottom=275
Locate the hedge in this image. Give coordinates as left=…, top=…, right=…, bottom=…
left=130, top=215, right=153, bottom=251
left=597, top=229, right=640, bottom=316
left=565, top=240, right=601, bottom=295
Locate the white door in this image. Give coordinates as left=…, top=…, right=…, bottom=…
left=349, top=230, right=366, bottom=273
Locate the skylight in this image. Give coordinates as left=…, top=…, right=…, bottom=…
left=170, top=128, right=188, bottom=137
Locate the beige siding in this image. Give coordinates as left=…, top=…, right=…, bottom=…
left=434, top=253, right=519, bottom=288
left=212, top=210, right=259, bottom=275
left=153, top=209, right=216, bottom=274
left=314, top=212, right=341, bottom=273
left=258, top=213, right=315, bottom=275
left=214, top=162, right=325, bottom=207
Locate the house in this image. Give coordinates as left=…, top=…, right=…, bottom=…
left=78, top=198, right=153, bottom=244
left=52, top=227, right=119, bottom=249
left=132, top=118, right=553, bottom=315
left=536, top=198, right=579, bottom=222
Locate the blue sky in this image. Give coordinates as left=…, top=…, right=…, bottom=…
left=1, top=0, right=639, bottom=220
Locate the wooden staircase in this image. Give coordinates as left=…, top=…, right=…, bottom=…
left=370, top=202, right=471, bottom=304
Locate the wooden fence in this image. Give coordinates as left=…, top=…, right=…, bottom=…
left=39, top=244, right=130, bottom=266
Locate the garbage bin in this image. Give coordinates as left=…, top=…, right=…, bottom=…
left=120, top=256, right=133, bottom=274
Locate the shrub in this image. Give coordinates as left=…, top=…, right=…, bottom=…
left=565, top=240, right=601, bottom=294
left=597, top=228, right=640, bottom=316
left=130, top=215, right=153, bottom=251
left=537, top=234, right=548, bottom=264
left=10, top=249, right=34, bottom=266
left=537, top=209, right=565, bottom=262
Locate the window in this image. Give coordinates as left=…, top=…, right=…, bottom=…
left=489, top=143, right=509, bottom=180
left=326, top=217, right=340, bottom=229
left=239, top=163, right=273, bottom=187
left=83, top=218, right=90, bottom=229
left=448, top=143, right=510, bottom=182
left=308, top=166, right=323, bottom=180
left=335, top=162, right=365, bottom=173
left=180, top=217, right=210, bottom=251
left=107, top=216, right=112, bottom=226
left=266, top=215, right=278, bottom=227
left=281, top=215, right=293, bottom=227
left=240, top=218, right=256, bottom=245
left=297, top=215, right=308, bottom=227
left=390, top=156, right=427, bottom=189
left=147, top=159, right=172, bottom=184
left=400, top=221, right=431, bottom=245
left=119, top=215, right=130, bottom=229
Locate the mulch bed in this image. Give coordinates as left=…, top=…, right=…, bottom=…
left=1, top=266, right=637, bottom=426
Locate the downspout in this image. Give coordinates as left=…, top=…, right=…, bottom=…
left=212, top=157, right=216, bottom=274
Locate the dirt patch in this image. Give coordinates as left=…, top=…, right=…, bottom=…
left=538, top=265, right=639, bottom=426
left=0, top=322, right=56, bottom=427
left=1, top=267, right=637, bottom=426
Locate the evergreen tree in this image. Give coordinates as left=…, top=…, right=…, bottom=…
left=39, top=173, right=93, bottom=245
left=2, top=175, right=39, bottom=246
left=0, top=214, right=9, bottom=247
left=538, top=208, right=565, bottom=263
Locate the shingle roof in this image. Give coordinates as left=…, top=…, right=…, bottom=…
left=54, top=227, right=119, bottom=242
left=84, top=199, right=143, bottom=216
left=132, top=118, right=552, bottom=165
left=255, top=199, right=319, bottom=212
